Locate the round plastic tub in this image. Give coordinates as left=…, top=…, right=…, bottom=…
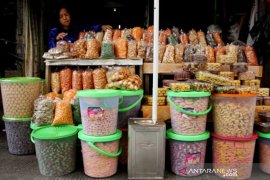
left=3, top=116, right=34, bottom=155
left=0, top=77, right=41, bottom=118
left=257, top=131, right=270, bottom=174
left=78, top=129, right=122, bottom=178
left=212, top=132, right=257, bottom=179
left=167, top=91, right=212, bottom=135
left=167, top=129, right=210, bottom=176
left=77, top=89, right=120, bottom=136
left=31, top=126, right=78, bottom=176
left=118, top=90, right=143, bottom=128
left=212, top=94, right=256, bottom=138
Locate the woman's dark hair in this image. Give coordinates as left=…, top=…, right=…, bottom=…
left=53, top=4, right=73, bottom=28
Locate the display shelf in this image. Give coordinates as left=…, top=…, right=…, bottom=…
left=143, top=63, right=183, bottom=74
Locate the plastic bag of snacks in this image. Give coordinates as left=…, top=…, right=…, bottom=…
left=137, top=40, right=146, bottom=59
left=46, top=92, right=62, bottom=100
left=93, top=68, right=107, bottom=89
left=197, top=30, right=207, bottom=47
left=145, top=43, right=153, bottom=62
left=132, top=27, right=143, bottom=41
left=205, top=46, right=215, bottom=62
left=159, top=30, right=167, bottom=45
left=51, top=71, right=60, bottom=93
left=82, top=68, right=94, bottom=89
left=184, top=45, right=194, bottom=62
left=113, top=29, right=121, bottom=42
left=111, top=67, right=131, bottom=82
left=33, top=96, right=55, bottom=126
left=95, top=32, right=104, bottom=43
left=243, top=45, right=259, bottom=65
left=143, top=31, right=153, bottom=44
left=78, top=31, right=86, bottom=39
left=72, top=97, right=81, bottom=125
left=60, top=67, right=72, bottom=93
left=172, top=26, right=180, bottom=42
left=206, top=31, right=216, bottom=47
left=127, top=40, right=137, bottom=59
left=100, top=35, right=115, bottom=59
left=48, top=47, right=63, bottom=55
left=179, top=30, right=189, bottom=45
left=106, top=67, right=118, bottom=83
left=56, top=40, right=70, bottom=52
left=212, top=31, right=224, bottom=46
left=52, top=100, right=74, bottom=125
left=159, top=44, right=166, bottom=63
left=162, top=44, right=175, bottom=63
left=114, top=38, right=128, bottom=58
left=72, top=39, right=87, bottom=58
left=107, top=75, right=142, bottom=90
left=188, top=29, right=198, bottom=45
left=72, top=69, right=83, bottom=90
left=85, top=38, right=101, bottom=59
left=103, top=29, right=113, bottom=42
left=168, top=35, right=178, bottom=46
left=63, top=89, right=77, bottom=103
left=121, top=28, right=132, bottom=39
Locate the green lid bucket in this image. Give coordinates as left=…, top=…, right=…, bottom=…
left=118, top=90, right=144, bottom=112
left=167, top=129, right=210, bottom=141
left=77, top=89, right=120, bottom=98
left=167, top=91, right=211, bottom=98
left=2, top=116, right=32, bottom=121
left=78, top=130, right=122, bottom=157
left=257, top=131, right=270, bottom=139
left=120, top=89, right=144, bottom=96
left=0, top=77, right=41, bottom=84
left=30, top=122, right=51, bottom=130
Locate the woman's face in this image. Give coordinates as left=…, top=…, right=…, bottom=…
left=59, top=8, right=71, bottom=29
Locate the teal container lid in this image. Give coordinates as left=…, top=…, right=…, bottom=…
left=120, top=89, right=144, bottom=96
left=0, top=77, right=41, bottom=84
left=257, top=131, right=270, bottom=139
left=167, top=129, right=210, bottom=141
left=167, top=91, right=211, bottom=98
left=78, top=130, right=122, bottom=142
left=2, top=116, right=32, bottom=121
left=77, top=89, right=120, bottom=98
left=31, top=126, right=78, bottom=140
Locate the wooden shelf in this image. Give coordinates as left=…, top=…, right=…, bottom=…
left=143, top=63, right=183, bottom=74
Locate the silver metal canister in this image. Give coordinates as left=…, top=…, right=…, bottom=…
left=128, top=118, right=166, bottom=179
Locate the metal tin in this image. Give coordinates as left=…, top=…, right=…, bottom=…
left=128, top=118, right=166, bottom=179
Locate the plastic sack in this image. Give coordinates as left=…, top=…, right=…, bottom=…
left=174, top=44, right=185, bottom=63
left=137, top=40, right=146, bottom=59
left=60, top=67, right=72, bottom=93
left=111, top=67, right=131, bottom=82
left=72, top=39, right=87, bottom=58
left=205, top=46, right=215, bottom=62
left=172, top=26, right=180, bottom=41
left=113, top=29, right=121, bottom=42
left=121, top=28, right=132, bottom=39
left=168, top=35, right=178, bottom=46
left=143, top=31, right=153, bottom=44
left=127, top=40, right=137, bottom=59
left=184, top=44, right=195, bottom=62
left=114, top=38, right=128, bottom=58
left=237, top=46, right=246, bottom=63
left=145, top=43, right=153, bottom=62
left=56, top=40, right=70, bottom=52
left=162, top=44, right=175, bottom=63
left=159, top=44, right=166, bottom=63
left=52, top=100, right=74, bottom=125
left=32, top=96, right=55, bottom=126
left=85, top=39, right=101, bottom=59
left=103, top=29, right=113, bottom=42
left=213, top=31, right=224, bottom=46
left=188, top=29, right=198, bottom=45
left=106, top=67, right=119, bottom=83
left=197, top=30, right=207, bottom=47
left=159, top=31, right=167, bottom=45
left=100, top=42, right=115, bottom=58
left=78, top=31, right=86, bottom=39
left=82, top=69, right=94, bottom=89
left=148, top=26, right=154, bottom=33
left=72, top=97, right=81, bottom=125
left=46, top=92, right=62, bottom=100
left=132, top=27, right=143, bottom=41
left=63, top=89, right=77, bottom=103
left=243, top=45, right=259, bottom=65
left=93, top=68, right=107, bottom=89
left=72, top=69, right=83, bottom=90
left=206, top=31, right=216, bottom=47
left=215, top=46, right=226, bottom=56
left=51, top=71, right=60, bottom=93
left=179, top=30, right=189, bottom=45
left=95, top=32, right=104, bottom=43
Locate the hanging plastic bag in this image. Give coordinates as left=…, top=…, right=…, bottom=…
left=114, top=38, right=128, bottom=58
left=85, top=38, right=101, bottom=59
left=159, top=44, right=166, bottom=63
left=174, top=44, right=185, bottom=63
left=52, top=100, right=74, bottom=125
left=95, top=32, right=104, bottom=44
left=197, top=30, right=207, bottom=47
left=60, top=67, right=72, bottom=93
left=72, top=69, right=83, bottom=90
left=137, top=40, right=146, bottom=59
left=93, top=68, right=107, bottom=89
left=132, top=27, right=143, bottom=41
left=127, top=40, right=137, bottom=59
left=145, top=43, right=153, bottom=62
left=205, top=46, right=215, bottom=62
left=51, top=71, right=60, bottom=93
left=162, top=44, right=175, bottom=63
left=243, top=45, right=259, bottom=65
left=179, top=30, right=189, bottom=45
left=82, top=68, right=94, bottom=89
left=188, top=29, right=198, bottom=45
left=72, top=39, right=87, bottom=58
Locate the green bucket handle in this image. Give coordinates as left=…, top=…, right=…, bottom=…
left=167, top=96, right=212, bottom=116
left=30, top=132, right=35, bottom=143
left=118, top=95, right=143, bottom=112
left=87, top=142, right=122, bottom=157
left=119, top=96, right=124, bottom=105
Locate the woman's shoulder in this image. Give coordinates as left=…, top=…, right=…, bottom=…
left=49, top=27, right=59, bottom=33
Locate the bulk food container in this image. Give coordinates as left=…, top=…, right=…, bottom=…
left=0, top=77, right=41, bottom=118
left=78, top=130, right=122, bottom=178
left=167, top=129, right=210, bottom=177
left=3, top=116, right=34, bottom=155
left=212, top=132, right=257, bottom=179
left=212, top=94, right=256, bottom=138
left=77, top=89, right=120, bottom=136
left=31, top=126, right=78, bottom=176
left=167, top=91, right=212, bottom=135
left=257, top=131, right=270, bottom=174
left=118, top=90, right=143, bottom=129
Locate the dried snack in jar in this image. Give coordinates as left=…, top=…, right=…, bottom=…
left=145, top=43, right=153, bottom=62
left=72, top=39, right=87, bottom=58
left=179, top=30, right=189, bottom=45
left=173, top=70, right=191, bottom=81
left=257, top=88, right=270, bottom=97
left=52, top=100, right=74, bottom=125
left=174, top=44, right=185, bottom=63
left=232, top=63, right=248, bottom=74
left=205, top=46, right=215, bottom=62
left=93, top=68, right=107, bottom=89
left=170, top=82, right=191, bottom=92
left=132, top=27, right=143, bottom=41
left=127, top=40, right=137, bottom=59
left=219, top=71, right=234, bottom=80
left=264, top=97, right=270, bottom=106
left=162, top=44, right=175, bottom=63
left=258, top=112, right=270, bottom=122
left=56, top=40, right=70, bottom=52
left=60, top=67, right=72, bottom=93
left=114, top=38, right=128, bottom=58
left=112, top=29, right=121, bottom=42
left=197, top=30, right=207, bottom=47
left=244, top=45, right=259, bottom=65
left=82, top=69, right=94, bottom=89
left=95, top=32, right=104, bottom=43
left=103, top=29, right=113, bottom=42
left=195, top=71, right=230, bottom=86
left=205, top=63, right=221, bottom=72
left=159, top=44, right=166, bottom=63
left=137, top=40, right=146, bottom=59
left=162, top=79, right=178, bottom=87
left=51, top=71, right=60, bottom=93
left=212, top=31, right=224, bottom=46
left=72, top=69, right=83, bottom=90
left=111, top=67, right=131, bottom=82
left=238, top=71, right=256, bottom=80
left=188, top=29, right=198, bottom=45
left=191, top=81, right=214, bottom=92
left=63, top=89, right=77, bottom=103
left=72, top=97, right=81, bottom=125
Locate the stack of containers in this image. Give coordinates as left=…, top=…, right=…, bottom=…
left=166, top=91, right=212, bottom=177
left=76, top=89, right=122, bottom=178
left=0, top=77, right=41, bottom=155
left=212, top=93, right=257, bottom=179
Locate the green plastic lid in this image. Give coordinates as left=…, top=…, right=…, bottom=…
left=78, top=130, right=122, bottom=142
left=30, top=122, right=50, bottom=130
left=120, top=89, right=144, bottom=96
left=31, top=126, right=78, bottom=140
left=2, top=116, right=32, bottom=121
left=167, top=129, right=210, bottom=141
left=257, top=131, right=270, bottom=139
left=77, top=124, right=82, bottom=131
left=0, top=77, right=41, bottom=84
left=77, top=89, right=120, bottom=98
left=167, top=91, right=211, bottom=98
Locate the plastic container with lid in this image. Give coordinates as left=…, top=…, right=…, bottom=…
left=219, top=71, right=234, bottom=80
left=191, top=81, right=214, bottom=92
left=212, top=132, right=257, bottom=179
left=31, top=126, right=78, bottom=176
left=255, top=122, right=270, bottom=133
left=167, top=129, right=210, bottom=176
left=167, top=91, right=212, bottom=135
left=258, top=88, right=270, bottom=97
left=212, top=94, right=256, bottom=138
left=257, top=131, right=270, bottom=174
left=170, top=82, right=191, bottom=92
left=195, top=71, right=230, bottom=86
left=258, top=112, right=270, bottom=123
left=0, top=77, right=41, bottom=118
left=78, top=130, right=122, bottom=178
left=173, top=70, right=191, bottom=81
left=77, top=89, right=120, bottom=136
left=162, top=79, right=178, bottom=87
left=238, top=71, right=256, bottom=80
left=205, top=63, right=221, bottom=72
left=264, top=97, right=270, bottom=106
left=257, top=97, right=264, bottom=106
left=214, top=86, right=257, bottom=94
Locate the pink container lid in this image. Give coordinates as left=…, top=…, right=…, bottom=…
left=211, top=132, right=258, bottom=141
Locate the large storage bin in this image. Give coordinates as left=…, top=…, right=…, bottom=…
left=0, top=77, right=41, bottom=118
left=3, top=116, right=34, bottom=155
left=212, top=94, right=256, bottom=138
left=167, top=129, right=210, bottom=177
left=31, top=126, right=78, bottom=176
left=77, top=89, right=120, bottom=136
left=118, top=89, right=143, bottom=128
left=212, top=132, right=257, bottom=179
left=78, top=130, right=122, bottom=178
left=257, top=131, right=270, bottom=174
left=167, top=91, right=212, bottom=135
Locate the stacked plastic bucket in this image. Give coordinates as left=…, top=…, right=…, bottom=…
left=0, top=77, right=41, bottom=155
left=212, top=94, right=257, bottom=179
left=166, top=91, right=212, bottom=177
left=76, top=89, right=123, bottom=178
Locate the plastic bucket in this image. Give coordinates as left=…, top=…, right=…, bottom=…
left=118, top=90, right=143, bottom=128
left=0, top=77, right=41, bottom=118
left=118, top=128, right=128, bottom=165
left=212, top=132, right=257, bottom=179
left=31, top=126, right=78, bottom=176
left=212, top=94, right=256, bottom=138
left=3, top=116, right=35, bottom=155
left=167, top=129, right=210, bottom=176
left=257, top=131, right=270, bottom=174
left=77, top=89, right=120, bottom=136
left=167, top=91, right=212, bottom=135
left=78, top=130, right=122, bottom=178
